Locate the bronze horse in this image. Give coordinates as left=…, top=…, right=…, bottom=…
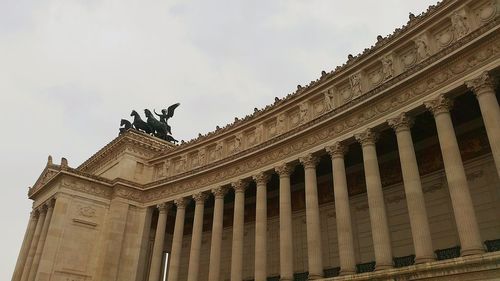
left=131, top=110, right=153, bottom=134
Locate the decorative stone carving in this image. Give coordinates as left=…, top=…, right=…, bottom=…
left=424, top=94, right=453, bottom=116
left=234, top=133, right=243, bottom=152
left=79, top=206, right=96, bottom=218
left=382, top=56, right=394, bottom=79
left=350, top=73, right=363, bottom=98
left=465, top=72, right=495, bottom=97
left=198, top=149, right=206, bottom=166
left=174, top=197, right=190, bottom=209
left=355, top=128, right=379, bottom=146
left=275, top=163, right=293, bottom=177
left=387, top=112, right=414, bottom=132
left=231, top=180, right=249, bottom=193
left=255, top=124, right=264, bottom=144
left=211, top=186, right=229, bottom=199
left=299, top=154, right=319, bottom=169
left=325, top=142, right=348, bottom=158
left=192, top=192, right=209, bottom=203
left=415, top=38, right=430, bottom=60
left=156, top=203, right=172, bottom=213
left=299, top=103, right=309, bottom=123
left=324, top=88, right=336, bottom=111
left=451, top=11, right=469, bottom=39
left=277, top=114, right=286, bottom=134
left=215, top=142, right=224, bottom=160
left=253, top=172, right=271, bottom=185
left=476, top=0, right=497, bottom=23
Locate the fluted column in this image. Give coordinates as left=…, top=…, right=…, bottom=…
left=275, top=163, right=294, bottom=281
left=388, top=113, right=434, bottom=263
left=187, top=192, right=208, bottom=281
left=208, top=187, right=228, bottom=281
left=230, top=180, right=248, bottom=281
left=253, top=172, right=270, bottom=281
left=167, top=197, right=190, bottom=281
left=326, top=143, right=356, bottom=275
left=466, top=72, right=500, bottom=179
left=148, top=203, right=171, bottom=281
left=20, top=206, right=47, bottom=281
left=28, top=200, right=55, bottom=281
left=355, top=129, right=393, bottom=270
left=425, top=95, right=484, bottom=255
left=12, top=211, right=38, bottom=281
left=299, top=154, right=324, bottom=279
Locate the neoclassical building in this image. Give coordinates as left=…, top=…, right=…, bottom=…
left=11, top=0, right=500, bottom=280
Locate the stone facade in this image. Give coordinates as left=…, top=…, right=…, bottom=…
left=11, top=0, right=500, bottom=280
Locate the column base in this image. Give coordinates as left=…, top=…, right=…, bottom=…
left=280, top=278, right=293, bottom=281
left=415, top=255, right=436, bottom=264
left=461, top=247, right=485, bottom=256
left=375, top=263, right=393, bottom=271
left=307, top=274, right=324, bottom=280
left=339, top=269, right=356, bottom=276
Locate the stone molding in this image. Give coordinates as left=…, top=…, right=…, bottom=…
left=424, top=94, right=454, bottom=116
left=387, top=112, right=414, bottom=133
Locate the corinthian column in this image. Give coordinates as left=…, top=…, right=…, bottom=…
left=187, top=192, right=208, bottom=281
left=208, top=187, right=228, bottom=281
left=466, top=72, right=500, bottom=179
left=148, top=203, right=171, bottom=281
left=326, top=143, right=356, bottom=275
left=20, top=206, right=47, bottom=281
left=299, top=154, right=324, bottom=279
left=28, top=200, right=55, bottom=281
left=425, top=95, right=484, bottom=256
left=167, top=197, right=190, bottom=281
left=275, top=163, right=294, bottom=281
left=355, top=129, right=393, bottom=270
left=230, top=180, right=248, bottom=281
left=12, top=211, right=38, bottom=281
left=253, top=172, right=270, bottom=281
left=388, top=113, right=434, bottom=263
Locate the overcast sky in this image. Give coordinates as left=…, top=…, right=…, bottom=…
left=0, top=0, right=438, bottom=278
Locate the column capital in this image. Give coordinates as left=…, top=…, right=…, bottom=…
left=231, top=180, right=249, bottom=193
left=275, top=163, right=293, bottom=177
left=193, top=192, right=209, bottom=204
left=211, top=187, right=229, bottom=199
left=465, top=72, right=496, bottom=97
left=174, top=197, right=190, bottom=209
left=299, top=154, right=319, bottom=169
left=253, top=172, right=271, bottom=186
left=37, top=204, right=48, bottom=214
left=45, top=198, right=56, bottom=209
left=157, top=202, right=172, bottom=213
left=326, top=142, right=348, bottom=158
left=424, top=94, right=453, bottom=116
left=355, top=128, right=379, bottom=146
left=387, top=112, right=414, bottom=133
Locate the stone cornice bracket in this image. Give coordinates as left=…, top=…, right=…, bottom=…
left=211, top=187, right=229, bottom=199
left=299, top=154, right=319, bottom=169
left=231, top=180, right=249, bottom=193
left=174, top=197, right=190, bottom=209
left=465, top=72, right=496, bottom=97
left=387, top=112, right=414, bottom=133
left=424, top=94, right=453, bottom=116
left=355, top=128, right=379, bottom=146
left=275, top=163, right=293, bottom=178
left=157, top=202, right=172, bottom=213
left=253, top=172, right=271, bottom=186
left=192, top=192, right=209, bottom=204
left=325, top=142, right=348, bottom=159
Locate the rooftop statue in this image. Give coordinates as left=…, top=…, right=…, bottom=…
left=119, top=103, right=180, bottom=144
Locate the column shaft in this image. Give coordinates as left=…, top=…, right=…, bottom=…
left=28, top=202, right=54, bottom=281
left=275, top=164, right=294, bottom=281
left=230, top=181, right=247, bottom=281
left=326, top=143, right=356, bottom=275
left=425, top=95, right=484, bottom=255
left=20, top=208, right=46, bottom=281
left=300, top=155, right=323, bottom=279
left=208, top=187, right=228, bottom=281
left=355, top=129, right=393, bottom=270
left=254, top=173, right=270, bottom=281
left=187, top=193, right=208, bottom=281
left=167, top=198, right=189, bottom=281
left=148, top=204, right=170, bottom=281
left=388, top=114, right=434, bottom=263
left=12, top=212, right=38, bottom=281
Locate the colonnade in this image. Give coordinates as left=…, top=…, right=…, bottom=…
left=145, top=72, right=499, bottom=281
left=12, top=199, right=55, bottom=281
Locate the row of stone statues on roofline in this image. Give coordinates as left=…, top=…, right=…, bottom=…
left=119, top=103, right=180, bottom=143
